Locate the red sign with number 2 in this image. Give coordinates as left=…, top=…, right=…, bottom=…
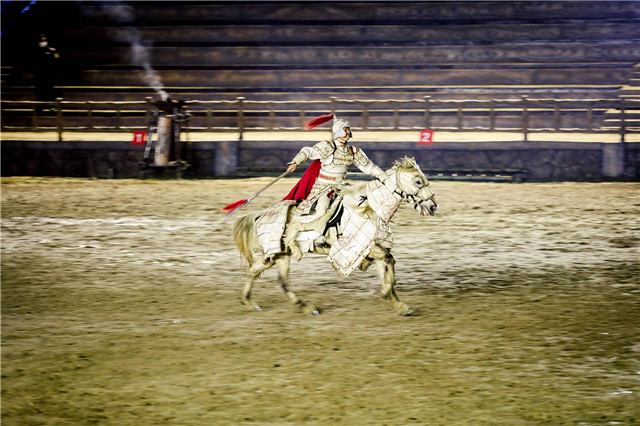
left=419, top=130, right=434, bottom=145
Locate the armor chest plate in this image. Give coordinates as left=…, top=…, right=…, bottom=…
left=332, top=147, right=353, bottom=167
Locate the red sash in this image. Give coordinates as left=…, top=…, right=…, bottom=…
left=283, top=160, right=321, bottom=201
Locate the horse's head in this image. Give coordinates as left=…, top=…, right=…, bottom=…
left=393, top=156, right=438, bottom=216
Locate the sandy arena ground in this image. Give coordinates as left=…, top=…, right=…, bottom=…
left=2, top=177, right=639, bottom=425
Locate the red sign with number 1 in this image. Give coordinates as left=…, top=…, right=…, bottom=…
left=132, top=131, right=147, bottom=145
left=419, top=130, right=434, bottom=145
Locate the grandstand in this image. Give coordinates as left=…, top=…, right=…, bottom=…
left=1, top=1, right=639, bottom=180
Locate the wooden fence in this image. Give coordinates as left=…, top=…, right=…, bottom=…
left=1, top=96, right=638, bottom=142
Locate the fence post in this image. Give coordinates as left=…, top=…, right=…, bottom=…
left=56, top=97, right=63, bottom=141
left=145, top=97, right=152, bottom=123
left=237, top=97, right=245, bottom=141
left=554, top=100, right=561, bottom=131
left=522, top=95, right=529, bottom=141
left=269, top=103, right=275, bottom=130
left=393, top=106, right=399, bottom=130
left=587, top=102, right=593, bottom=132
left=87, top=102, right=93, bottom=130
left=490, top=99, right=496, bottom=131
left=32, top=105, right=38, bottom=130
left=619, top=98, right=626, bottom=143
left=206, top=107, right=213, bottom=130
left=115, top=104, right=121, bottom=130
left=330, top=96, right=337, bottom=115
left=457, top=102, right=464, bottom=130
left=363, top=103, right=369, bottom=130
left=299, top=105, right=305, bottom=130
left=424, top=96, right=431, bottom=129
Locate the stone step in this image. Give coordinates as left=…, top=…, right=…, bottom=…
left=8, top=68, right=633, bottom=89
left=75, top=2, right=640, bottom=24
left=56, top=89, right=627, bottom=102
left=1, top=88, right=623, bottom=103
left=0, top=110, right=611, bottom=131
left=64, top=43, right=640, bottom=67
left=66, top=23, right=640, bottom=45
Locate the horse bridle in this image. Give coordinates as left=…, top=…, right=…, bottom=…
left=392, top=169, right=437, bottom=206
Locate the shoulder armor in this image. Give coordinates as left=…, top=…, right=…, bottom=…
left=313, top=140, right=335, bottom=159
left=352, top=146, right=368, bottom=163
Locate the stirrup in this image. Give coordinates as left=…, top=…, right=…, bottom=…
left=313, top=235, right=330, bottom=249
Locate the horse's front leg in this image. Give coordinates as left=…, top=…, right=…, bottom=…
left=275, top=254, right=319, bottom=315
left=241, top=257, right=275, bottom=311
left=369, top=246, right=413, bottom=316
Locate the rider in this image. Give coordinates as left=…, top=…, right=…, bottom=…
left=282, top=116, right=384, bottom=258
left=285, top=116, right=384, bottom=218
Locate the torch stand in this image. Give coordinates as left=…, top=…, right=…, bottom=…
left=139, top=99, right=192, bottom=179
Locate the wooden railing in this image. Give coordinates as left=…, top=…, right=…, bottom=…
left=1, top=96, right=638, bottom=142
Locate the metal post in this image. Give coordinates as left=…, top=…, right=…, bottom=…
left=424, top=96, right=431, bottom=129
left=522, top=95, right=529, bottom=141
left=619, top=98, right=626, bottom=143
left=457, top=102, right=463, bottom=130
left=56, top=97, right=63, bottom=141
left=237, top=96, right=245, bottom=141
left=490, top=99, right=496, bottom=131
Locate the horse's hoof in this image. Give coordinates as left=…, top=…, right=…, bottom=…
left=242, top=301, right=262, bottom=312
left=301, top=304, right=320, bottom=316
left=395, top=303, right=413, bottom=316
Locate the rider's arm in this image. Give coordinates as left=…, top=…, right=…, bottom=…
left=353, top=147, right=384, bottom=177
left=288, top=146, right=322, bottom=166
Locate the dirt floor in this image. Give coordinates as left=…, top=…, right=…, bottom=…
left=2, top=177, right=639, bottom=425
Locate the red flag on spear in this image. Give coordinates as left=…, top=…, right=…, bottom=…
left=222, top=113, right=335, bottom=217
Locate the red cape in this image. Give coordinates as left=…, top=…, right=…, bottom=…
left=283, top=160, right=321, bottom=201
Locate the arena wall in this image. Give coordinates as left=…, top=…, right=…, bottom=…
left=2, top=140, right=638, bottom=181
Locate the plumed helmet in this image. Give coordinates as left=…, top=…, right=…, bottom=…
left=332, top=117, right=351, bottom=140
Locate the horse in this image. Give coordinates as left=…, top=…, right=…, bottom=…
left=233, top=156, right=438, bottom=316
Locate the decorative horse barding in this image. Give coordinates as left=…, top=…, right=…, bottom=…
left=233, top=157, right=438, bottom=316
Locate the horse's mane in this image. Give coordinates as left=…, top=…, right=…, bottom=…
left=393, top=156, right=422, bottom=173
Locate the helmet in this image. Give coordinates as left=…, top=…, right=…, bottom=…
left=332, top=117, right=351, bottom=140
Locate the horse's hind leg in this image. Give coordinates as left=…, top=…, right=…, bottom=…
left=370, top=246, right=413, bottom=316
left=275, top=255, right=319, bottom=315
left=241, top=257, right=275, bottom=311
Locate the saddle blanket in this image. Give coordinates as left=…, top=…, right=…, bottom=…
left=255, top=200, right=296, bottom=257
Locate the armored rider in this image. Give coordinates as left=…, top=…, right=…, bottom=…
left=282, top=116, right=384, bottom=258
left=286, top=116, right=383, bottom=218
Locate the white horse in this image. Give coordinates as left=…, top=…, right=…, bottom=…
left=233, top=157, right=438, bottom=315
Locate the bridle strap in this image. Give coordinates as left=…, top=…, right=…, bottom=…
left=393, top=169, right=436, bottom=204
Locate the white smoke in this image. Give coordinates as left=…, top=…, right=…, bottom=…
left=79, top=1, right=169, bottom=100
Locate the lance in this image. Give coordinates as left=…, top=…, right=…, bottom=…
left=222, top=170, right=291, bottom=218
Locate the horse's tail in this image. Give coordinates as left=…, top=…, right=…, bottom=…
left=233, top=212, right=262, bottom=265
